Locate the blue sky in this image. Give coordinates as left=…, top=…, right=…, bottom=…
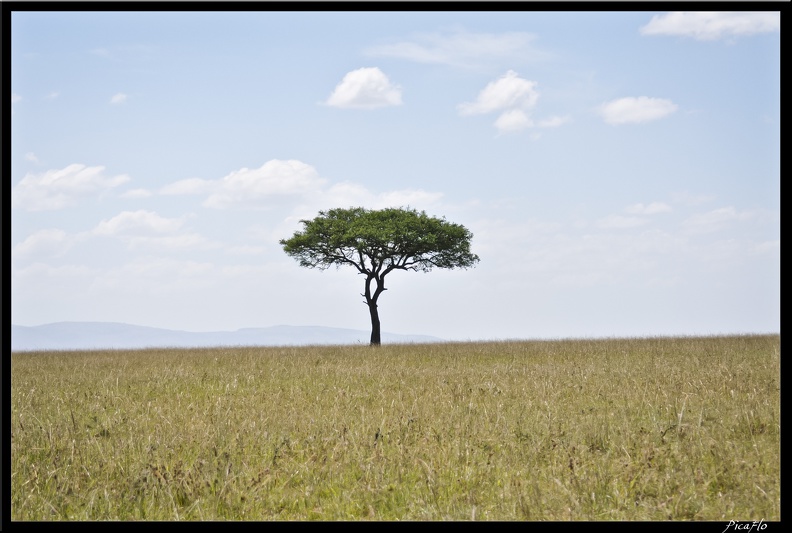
left=10, top=9, right=780, bottom=341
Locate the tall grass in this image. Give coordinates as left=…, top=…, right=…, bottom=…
left=11, top=335, right=779, bottom=520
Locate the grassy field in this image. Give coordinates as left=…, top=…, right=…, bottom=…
left=10, top=335, right=780, bottom=521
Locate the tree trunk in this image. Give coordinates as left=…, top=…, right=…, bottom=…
left=368, top=301, right=381, bottom=346
left=364, top=274, right=386, bottom=346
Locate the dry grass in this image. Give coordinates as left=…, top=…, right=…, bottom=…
left=10, top=335, right=780, bottom=520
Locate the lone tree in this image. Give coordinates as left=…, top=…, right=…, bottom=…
left=279, top=207, right=479, bottom=346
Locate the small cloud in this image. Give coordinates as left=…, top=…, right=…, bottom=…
left=91, top=211, right=218, bottom=253
left=12, top=164, right=131, bottom=211
left=93, top=210, right=185, bottom=236
left=12, top=229, right=73, bottom=261
left=12, top=93, right=22, bottom=104
left=537, top=116, right=571, bottom=128
left=599, top=96, right=678, bottom=125
left=110, top=93, right=128, bottom=105
left=46, top=91, right=59, bottom=100
left=24, top=152, right=41, bottom=164
left=459, top=70, right=546, bottom=134
left=494, top=109, right=533, bottom=133
left=364, top=29, right=547, bottom=68
left=625, top=202, right=673, bottom=215
left=324, top=67, right=402, bottom=109
left=597, top=214, right=649, bottom=229
left=640, top=11, right=780, bottom=41
left=458, top=70, right=538, bottom=116
left=127, top=234, right=219, bottom=252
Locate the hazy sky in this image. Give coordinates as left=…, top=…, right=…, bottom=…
left=10, top=10, right=780, bottom=341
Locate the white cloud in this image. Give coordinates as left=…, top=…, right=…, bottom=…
left=495, top=114, right=570, bottom=136
left=458, top=70, right=547, bottom=134
left=110, top=93, right=128, bottom=104
left=127, top=233, right=219, bottom=252
left=12, top=164, right=131, bottom=211
left=494, top=109, right=533, bottom=132
left=12, top=229, right=74, bottom=261
left=640, top=12, right=780, bottom=41
left=204, top=159, right=326, bottom=209
left=599, top=96, right=678, bottom=125
left=24, top=152, right=40, bottom=164
left=158, top=159, right=443, bottom=213
left=596, top=214, right=649, bottom=229
left=12, top=93, right=21, bottom=104
left=46, top=91, right=59, bottom=100
left=537, top=116, right=571, bottom=128
left=364, top=29, right=546, bottom=67
left=93, top=210, right=185, bottom=235
left=92, top=211, right=221, bottom=252
left=458, top=70, right=539, bottom=116
left=285, top=184, right=443, bottom=227
left=324, top=67, right=403, bottom=109
left=317, top=182, right=444, bottom=212
left=625, top=202, right=673, bottom=215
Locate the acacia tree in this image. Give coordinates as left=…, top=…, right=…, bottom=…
left=279, top=207, right=479, bottom=345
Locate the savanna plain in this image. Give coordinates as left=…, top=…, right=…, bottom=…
left=11, top=335, right=780, bottom=521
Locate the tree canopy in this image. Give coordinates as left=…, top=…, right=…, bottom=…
left=280, top=207, right=479, bottom=345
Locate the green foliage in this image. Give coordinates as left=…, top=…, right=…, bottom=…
left=11, top=335, right=780, bottom=520
left=279, top=207, right=480, bottom=274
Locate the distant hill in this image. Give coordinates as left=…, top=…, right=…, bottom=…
left=10, top=322, right=444, bottom=352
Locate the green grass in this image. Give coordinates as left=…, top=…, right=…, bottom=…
left=11, top=335, right=780, bottom=521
